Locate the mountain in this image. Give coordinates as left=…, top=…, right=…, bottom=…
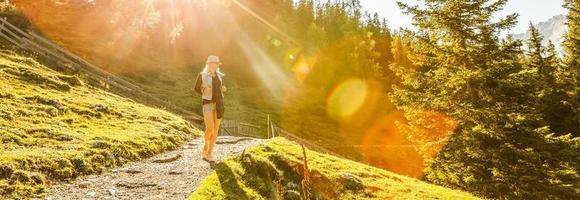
left=511, top=15, right=567, bottom=54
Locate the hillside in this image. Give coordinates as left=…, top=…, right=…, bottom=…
left=122, top=68, right=283, bottom=133
left=189, top=137, right=480, bottom=200
left=0, top=50, right=200, bottom=199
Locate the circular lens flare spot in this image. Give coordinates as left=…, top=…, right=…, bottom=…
left=327, top=78, right=368, bottom=120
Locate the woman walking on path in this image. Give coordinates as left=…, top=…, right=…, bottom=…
left=194, top=55, right=226, bottom=163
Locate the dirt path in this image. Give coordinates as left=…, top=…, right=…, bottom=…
left=42, top=136, right=265, bottom=200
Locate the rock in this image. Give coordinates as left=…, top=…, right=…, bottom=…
left=156, top=185, right=165, bottom=190
left=78, top=181, right=91, bottom=189
left=0, top=93, right=14, bottom=99
left=58, top=75, right=83, bottom=87
left=283, top=181, right=304, bottom=200
left=340, top=172, right=363, bottom=191
left=86, top=191, right=97, bottom=197
left=168, top=170, right=183, bottom=175
left=116, top=181, right=157, bottom=189
left=124, top=168, right=143, bottom=174
left=0, top=163, right=15, bottom=178
left=117, top=157, right=126, bottom=164
left=242, top=154, right=253, bottom=164
left=28, top=96, right=65, bottom=110
left=147, top=116, right=162, bottom=122
left=152, top=154, right=182, bottom=163
left=93, top=104, right=109, bottom=112
left=284, top=190, right=302, bottom=200
left=63, top=118, right=74, bottom=124
left=108, top=189, right=116, bottom=196
left=284, top=182, right=299, bottom=191
left=187, top=142, right=198, bottom=146
left=56, top=134, right=74, bottom=141
left=91, top=140, right=110, bottom=149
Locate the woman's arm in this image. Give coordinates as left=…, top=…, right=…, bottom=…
left=194, top=73, right=202, bottom=94
left=220, top=75, right=227, bottom=92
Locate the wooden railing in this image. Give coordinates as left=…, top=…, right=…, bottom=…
left=0, top=17, right=204, bottom=127
left=270, top=123, right=346, bottom=159
left=218, top=120, right=263, bottom=138
left=0, top=17, right=273, bottom=138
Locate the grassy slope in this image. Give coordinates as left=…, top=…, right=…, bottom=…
left=0, top=51, right=201, bottom=199
left=124, top=68, right=283, bottom=136
left=189, top=138, right=479, bottom=200
left=122, top=67, right=362, bottom=160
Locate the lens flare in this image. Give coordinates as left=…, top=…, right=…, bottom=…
left=236, top=34, right=291, bottom=97
left=400, top=109, right=457, bottom=163
left=360, top=111, right=425, bottom=178
left=12, top=0, right=242, bottom=72
left=357, top=109, right=457, bottom=178
left=327, top=78, right=368, bottom=120
left=291, top=54, right=316, bottom=83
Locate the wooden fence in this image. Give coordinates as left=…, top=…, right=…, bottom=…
left=0, top=17, right=274, bottom=139
left=0, top=17, right=204, bottom=126
left=270, top=123, right=346, bottom=159
left=218, top=120, right=262, bottom=138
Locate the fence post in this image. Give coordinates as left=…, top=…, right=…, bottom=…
left=271, top=122, right=275, bottom=137
left=267, top=114, right=271, bottom=139
left=236, top=121, right=241, bottom=137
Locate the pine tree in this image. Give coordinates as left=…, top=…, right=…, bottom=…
left=393, top=0, right=580, bottom=199
left=562, top=0, right=580, bottom=138
left=364, top=13, right=394, bottom=88
left=538, top=40, right=580, bottom=136
left=546, top=41, right=561, bottom=78
left=296, top=0, right=315, bottom=39
left=526, top=26, right=579, bottom=138
left=526, top=23, right=546, bottom=70
left=564, top=0, right=580, bottom=73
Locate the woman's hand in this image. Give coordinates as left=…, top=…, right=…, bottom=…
left=221, top=86, right=227, bottom=92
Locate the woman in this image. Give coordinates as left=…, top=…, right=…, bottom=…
left=194, top=55, right=226, bottom=163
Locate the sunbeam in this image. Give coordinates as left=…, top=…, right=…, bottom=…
left=230, top=0, right=295, bottom=44
left=236, top=33, right=291, bottom=97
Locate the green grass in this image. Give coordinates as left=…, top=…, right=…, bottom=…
left=0, top=0, right=16, bottom=14
left=126, top=66, right=366, bottom=159
left=123, top=68, right=283, bottom=136
left=0, top=50, right=201, bottom=199
left=189, top=137, right=480, bottom=200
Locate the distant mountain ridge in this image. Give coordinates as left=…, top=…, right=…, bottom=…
left=511, top=15, right=567, bottom=54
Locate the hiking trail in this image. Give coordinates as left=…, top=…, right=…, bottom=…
left=42, top=136, right=265, bottom=200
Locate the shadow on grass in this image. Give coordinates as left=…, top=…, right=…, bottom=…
left=215, top=162, right=250, bottom=200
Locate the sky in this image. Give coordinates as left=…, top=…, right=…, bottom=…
left=360, top=0, right=569, bottom=34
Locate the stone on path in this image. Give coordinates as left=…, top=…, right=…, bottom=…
left=152, top=154, right=182, bottom=163
left=124, top=168, right=143, bottom=174
left=115, top=181, right=157, bottom=189
left=86, top=191, right=97, bottom=197
left=78, top=181, right=91, bottom=189
left=108, top=189, right=116, bottom=196
left=168, top=169, right=183, bottom=175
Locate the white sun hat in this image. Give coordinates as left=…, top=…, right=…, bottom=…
left=206, top=55, right=221, bottom=64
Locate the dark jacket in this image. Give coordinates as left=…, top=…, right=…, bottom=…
left=194, top=72, right=225, bottom=118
